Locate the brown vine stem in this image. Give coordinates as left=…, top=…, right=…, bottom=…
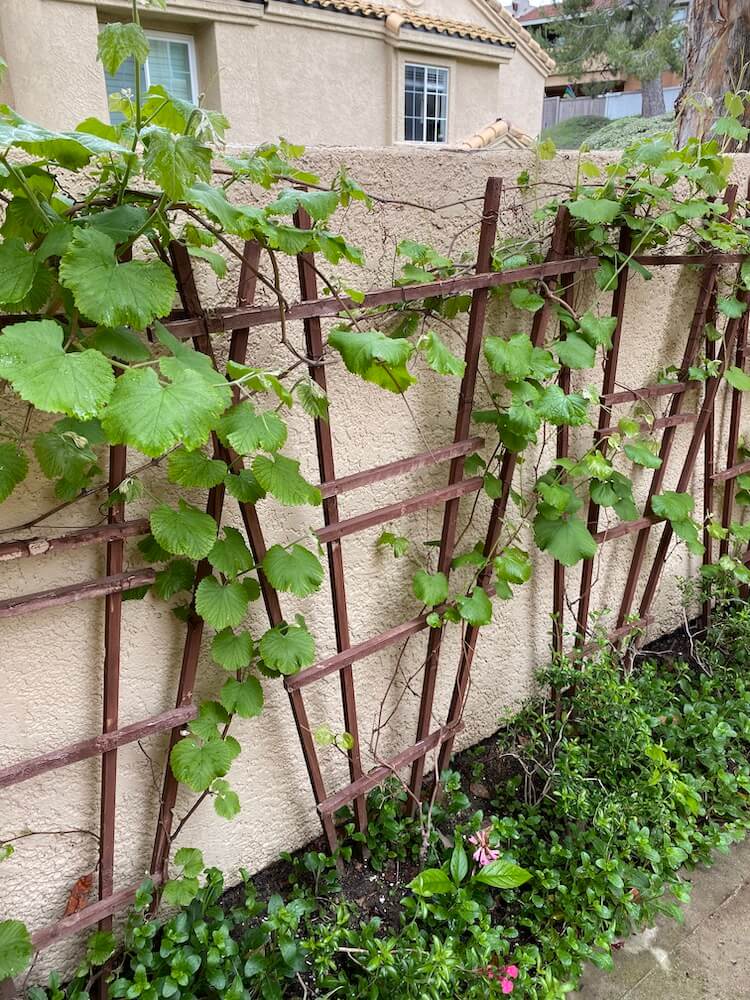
left=1, top=827, right=100, bottom=847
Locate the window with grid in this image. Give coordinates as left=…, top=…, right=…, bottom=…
left=102, top=30, right=198, bottom=123
left=404, top=63, right=449, bottom=143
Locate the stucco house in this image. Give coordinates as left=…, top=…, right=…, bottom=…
left=0, top=0, right=553, bottom=147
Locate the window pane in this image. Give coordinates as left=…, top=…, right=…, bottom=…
left=147, top=38, right=194, bottom=102
left=404, top=63, right=447, bottom=143
left=104, top=56, right=145, bottom=124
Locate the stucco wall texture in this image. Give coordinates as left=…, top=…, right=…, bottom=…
left=3, top=148, right=750, bottom=977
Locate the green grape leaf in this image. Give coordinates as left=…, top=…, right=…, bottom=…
left=170, top=735, right=240, bottom=792
left=150, top=500, right=218, bottom=560
left=651, top=491, right=694, bottom=522
left=0, top=442, right=28, bottom=503
left=224, top=468, right=266, bottom=504
left=266, top=187, right=340, bottom=222
left=0, top=919, right=32, bottom=980
left=553, top=333, right=595, bottom=370
left=0, top=105, right=133, bottom=169
left=473, top=860, right=532, bottom=889
left=59, top=229, right=176, bottom=329
left=456, top=587, right=493, bottom=626
left=97, top=22, right=149, bottom=75
left=296, top=377, right=329, bottom=420
left=101, top=362, right=228, bottom=457
left=624, top=439, right=662, bottom=469
left=417, top=331, right=466, bottom=377
left=533, top=514, right=597, bottom=566
left=252, top=453, right=321, bottom=507
left=167, top=448, right=227, bottom=488
left=377, top=531, right=409, bottom=558
left=0, top=237, right=37, bottom=304
left=195, top=577, right=249, bottom=629
left=211, top=629, right=254, bottom=671
left=208, top=526, right=254, bottom=579
left=212, top=778, right=241, bottom=820
left=724, top=366, right=750, bottom=392
left=412, top=570, right=449, bottom=607
left=259, top=621, right=315, bottom=675
left=153, top=559, right=195, bottom=600
left=87, top=205, right=150, bottom=244
left=142, top=128, right=212, bottom=201
left=718, top=296, right=747, bottom=319
left=262, top=544, right=324, bottom=598
left=188, top=246, right=228, bottom=278
left=328, top=328, right=415, bottom=393
left=672, top=515, right=705, bottom=555
left=536, top=386, right=589, bottom=426
left=216, top=402, right=287, bottom=454
left=0, top=320, right=114, bottom=419
left=509, top=287, right=545, bottom=313
left=568, top=198, right=621, bottom=224
left=220, top=676, right=264, bottom=719
left=715, top=116, right=750, bottom=141
left=579, top=311, right=618, bottom=349
left=495, top=546, right=533, bottom=586
left=87, top=325, right=150, bottom=362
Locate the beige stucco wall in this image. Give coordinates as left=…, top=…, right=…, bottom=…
left=4, top=146, right=747, bottom=979
left=0, top=0, right=545, bottom=144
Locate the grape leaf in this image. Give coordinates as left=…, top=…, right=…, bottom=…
left=150, top=500, right=217, bottom=560
left=59, top=228, right=176, bottom=329
left=208, top=526, right=254, bottom=578
left=216, top=402, right=287, bottom=454
left=624, top=439, right=662, bottom=469
left=718, top=296, right=747, bottom=319
left=142, top=128, right=212, bottom=201
left=153, top=559, right=195, bottom=600
left=568, top=198, right=621, bottom=224
left=252, top=453, right=321, bottom=507
left=533, top=514, right=597, bottom=566
left=553, top=333, right=595, bottom=370
left=170, top=735, right=240, bottom=792
left=167, top=448, right=227, bottom=488
left=328, top=328, right=415, bottom=393
left=0, top=919, right=32, bottom=980
left=212, top=778, right=241, bottom=820
left=262, top=544, right=324, bottom=598
left=724, top=366, right=750, bottom=392
left=195, top=577, right=249, bottom=629
left=87, top=325, right=150, bottom=362
left=296, top=377, right=329, bottom=420
left=651, top=491, right=694, bottom=522
left=0, top=320, right=114, bottom=418
left=417, top=331, right=465, bottom=377
left=220, top=676, right=264, bottom=719
left=412, top=570, right=449, bottom=607
left=456, top=587, right=493, bottom=626
left=377, top=531, right=409, bottom=558
left=0, top=442, right=28, bottom=503
left=536, top=386, right=589, bottom=426
left=211, top=629, right=254, bottom=671
left=97, top=22, right=149, bottom=75
left=224, top=468, right=266, bottom=504
left=509, top=287, right=544, bottom=313
left=259, top=622, right=315, bottom=675
left=266, top=187, right=339, bottom=222
left=0, top=105, right=133, bottom=169
left=579, top=311, right=618, bottom=349
left=0, top=237, right=37, bottom=304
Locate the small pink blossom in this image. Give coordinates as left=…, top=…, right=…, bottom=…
left=505, top=966, right=519, bottom=980
left=501, top=977, right=514, bottom=994
left=468, top=829, right=500, bottom=867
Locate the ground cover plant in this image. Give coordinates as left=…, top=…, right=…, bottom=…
left=3, top=0, right=750, bottom=987
left=15, top=598, right=750, bottom=999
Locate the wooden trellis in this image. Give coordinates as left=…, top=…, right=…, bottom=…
left=2, top=175, right=750, bottom=995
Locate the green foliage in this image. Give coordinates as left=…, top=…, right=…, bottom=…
left=586, top=114, right=675, bottom=150
left=328, top=327, right=415, bottom=393
left=540, top=115, right=610, bottom=150
left=0, top=920, right=32, bottom=980
left=262, top=544, right=324, bottom=598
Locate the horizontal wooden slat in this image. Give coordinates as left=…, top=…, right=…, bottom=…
left=0, top=569, right=156, bottom=619
left=317, top=723, right=463, bottom=815
left=315, top=476, right=484, bottom=544
left=0, top=705, right=197, bottom=789
left=595, top=514, right=662, bottom=544
left=319, top=437, right=484, bottom=499
left=0, top=520, right=149, bottom=562
left=598, top=413, right=697, bottom=437
left=30, top=874, right=164, bottom=952
left=712, top=459, right=750, bottom=484
left=286, top=613, right=432, bottom=691
left=602, top=381, right=697, bottom=405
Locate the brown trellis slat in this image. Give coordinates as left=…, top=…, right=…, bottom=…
left=0, top=520, right=149, bottom=561
left=702, top=291, right=719, bottom=626
left=436, top=205, right=573, bottom=776
left=616, top=186, right=738, bottom=628
left=575, top=229, right=632, bottom=646
left=294, top=204, right=368, bottom=838
left=0, top=570, right=156, bottom=618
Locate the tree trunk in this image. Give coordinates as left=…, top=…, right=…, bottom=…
left=676, top=0, right=750, bottom=146
left=641, top=76, right=667, bottom=117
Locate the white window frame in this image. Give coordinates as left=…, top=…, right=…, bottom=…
left=142, top=29, right=199, bottom=103
left=403, top=62, right=449, bottom=144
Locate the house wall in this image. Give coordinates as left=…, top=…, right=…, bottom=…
left=0, top=0, right=543, bottom=145
left=2, top=145, right=750, bottom=981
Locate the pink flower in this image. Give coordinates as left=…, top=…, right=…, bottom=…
left=501, top=978, right=514, bottom=994
left=468, top=829, right=500, bottom=867
left=505, top=966, right=519, bottom=979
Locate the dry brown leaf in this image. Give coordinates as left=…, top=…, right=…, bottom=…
left=63, top=872, right=94, bottom=916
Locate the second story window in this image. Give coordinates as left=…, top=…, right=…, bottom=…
left=103, top=30, right=198, bottom=123
left=404, top=63, right=448, bottom=143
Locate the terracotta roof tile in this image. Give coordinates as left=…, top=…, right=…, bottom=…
left=291, top=0, right=514, bottom=46
left=459, top=117, right=533, bottom=149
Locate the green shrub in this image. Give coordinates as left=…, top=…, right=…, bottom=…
left=586, top=113, right=675, bottom=149
left=540, top=115, right=610, bottom=149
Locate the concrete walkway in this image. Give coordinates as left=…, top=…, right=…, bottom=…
left=574, top=836, right=750, bottom=1000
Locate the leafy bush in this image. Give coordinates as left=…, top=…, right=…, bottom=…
left=586, top=113, right=675, bottom=149
left=540, top=115, right=610, bottom=149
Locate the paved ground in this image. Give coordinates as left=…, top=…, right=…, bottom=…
left=573, top=836, right=750, bottom=1000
